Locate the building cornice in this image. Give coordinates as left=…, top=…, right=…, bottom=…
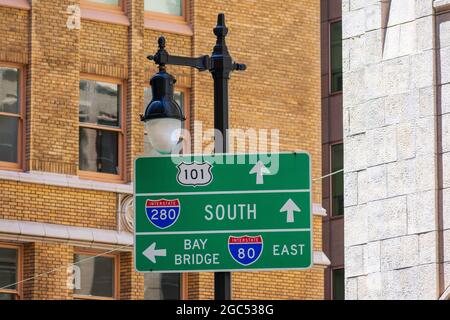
left=435, top=0, right=450, bottom=12
left=0, top=218, right=330, bottom=267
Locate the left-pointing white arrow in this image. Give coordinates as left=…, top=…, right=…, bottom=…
left=143, top=242, right=167, bottom=263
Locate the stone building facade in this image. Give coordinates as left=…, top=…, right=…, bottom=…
left=0, top=0, right=328, bottom=300
left=343, top=0, right=450, bottom=300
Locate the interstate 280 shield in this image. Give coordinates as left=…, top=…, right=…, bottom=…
left=145, top=199, right=180, bottom=229
left=228, top=235, right=263, bottom=266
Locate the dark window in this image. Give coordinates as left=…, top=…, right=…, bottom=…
left=144, top=273, right=181, bottom=300
left=79, top=79, right=121, bottom=175
left=331, top=143, right=344, bottom=216
left=0, top=67, right=20, bottom=165
left=332, top=268, right=345, bottom=300
left=330, top=21, right=342, bottom=93
left=73, top=254, right=115, bottom=299
left=0, top=247, right=19, bottom=300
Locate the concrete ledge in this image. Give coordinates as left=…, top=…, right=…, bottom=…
left=313, top=203, right=327, bottom=217
left=0, top=219, right=133, bottom=249
left=313, top=251, right=331, bottom=267
left=0, top=219, right=330, bottom=267
left=435, top=0, right=450, bottom=12
left=0, top=0, right=30, bottom=10
left=0, top=170, right=133, bottom=194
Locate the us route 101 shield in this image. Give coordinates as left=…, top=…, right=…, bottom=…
left=134, top=152, right=313, bottom=273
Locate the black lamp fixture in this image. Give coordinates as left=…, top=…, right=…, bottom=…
left=140, top=37, right=186, bottom=154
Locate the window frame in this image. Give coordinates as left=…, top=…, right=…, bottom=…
left=0, top=62, right=25, bottom=172
left=328, top=19, right=343, bottom=95
left=144, top=0, right=188, bottom=24
left=144, top=86, right=191, bottom=154
left=0, top=242, right=23, bottom=300
left=80, top=0, right=125, bottom=13
left=72, top=249, right=119, bottom=300
left=331, top=267, right=345, bottom=300
left=143, top=272, right=187, bottom=300
left=78, top=74, right=126, bottom=183
left=329, top=141, right=344, bottom=218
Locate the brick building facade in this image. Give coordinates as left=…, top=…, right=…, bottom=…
left=0, top=0, right=328, bottom=300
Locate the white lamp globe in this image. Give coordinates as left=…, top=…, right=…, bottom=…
left=145, top=118, right=182, bottom=154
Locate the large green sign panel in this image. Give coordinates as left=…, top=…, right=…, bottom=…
left=134, top=152, right=312, bottom=272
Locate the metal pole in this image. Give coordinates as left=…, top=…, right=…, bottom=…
left=211, top=13, right=232, bottom=301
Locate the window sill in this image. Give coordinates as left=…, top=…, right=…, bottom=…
left=0, top=0, right=30, bottom=10
left=145, top=17, right=193, bottom=36
left=0, top=169, right=132, bottom=194
left=81, top=6, right=130, bottom=26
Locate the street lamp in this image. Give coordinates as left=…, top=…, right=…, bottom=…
left=143, top=13, right=246, bottom=300
left=141, top=53, right=185, bottom=154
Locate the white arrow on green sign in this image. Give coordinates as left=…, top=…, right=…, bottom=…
left=134, top=152, right=313, bottom=273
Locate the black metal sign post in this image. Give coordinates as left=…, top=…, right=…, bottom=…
left=147, top=13, right=246, bottom=300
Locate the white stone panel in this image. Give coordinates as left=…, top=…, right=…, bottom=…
left=419, top=232, right=437, bottom=265
left=443, top=188, right=450, bottom=230
left=442, top=113, right=450, bottom=153
left=416, top=114, right=435, bottom=150
left=343, top=9, right=365, bottom=39
left=440, top=46, right=450, bottom=84
left=419, top=86, right=435, bottom=117
left=365, top=3, right=381, bottom=32
left=407, top=190, right=437, bottom=234
left=345, top=277, right=358, bottom=300
left=416, top=0, right=433, bottom=19
left=416, top=16, right=434, bottom=51
left=396, top=122, right=416, bottom=160
left=439, top=14, right=450, bottom=48
left=414, top=155, right=436, bottom=192
left=443, top=152, right=450, bottom=188
left=367, top=196, right=408, bottom=241
left=345, top=245, right=365, bottom=277
left=360, top=165, right=388, bottom=202
left=411, top=50, right=434, bottom=89
left=344, top=133, right=367, bottom=172
left=343, top=69, right=365, bottom=106
left=344, top=205, right=368, bottom=247
left=441, top=84, right=450, bottom=115
left=344, top=171, right=358, bottom=207
left=387, top=159, right=416, bottom=197
left=348, top=36, right=366, bottom=71
left=380, top=235, right=419, bottom=271
left=366, top=126, right=397, bottom=167
left=388, top=0, right=416, bottom=27
left=364, top=241, right=381, bottom=274
left=382, top=57, right=411, bottom=95
left=364, top=98, right=385, bottom=129
left=365, top=30, right=382, bottom=65
left=348, top=104, right=366, bottom=135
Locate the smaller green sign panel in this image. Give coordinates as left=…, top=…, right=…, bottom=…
left=134, top=152, right=313, bottom=273
left=135, top=231, right=312, bottom=272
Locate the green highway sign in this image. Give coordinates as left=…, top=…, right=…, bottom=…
left=134, top=152, right=312, bottom=272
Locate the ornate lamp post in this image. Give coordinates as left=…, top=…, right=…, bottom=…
left=142, top=13, right=246, bottom=300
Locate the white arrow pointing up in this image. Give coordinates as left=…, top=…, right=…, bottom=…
left=143, top=242, right=167, bottom=263
left=280, top=199, right=301, bottom=223
left=249, top=161, right=270, bottom=185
